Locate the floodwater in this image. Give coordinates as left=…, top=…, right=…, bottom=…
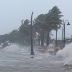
left=0, top=44, right=72, bottom=72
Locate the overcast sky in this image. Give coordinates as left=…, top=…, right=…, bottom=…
left=0, top=0, right=72, bottom=39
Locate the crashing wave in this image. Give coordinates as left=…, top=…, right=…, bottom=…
left=56, top=43, right=72, bottom=66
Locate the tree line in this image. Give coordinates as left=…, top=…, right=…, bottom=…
left=0, top=6, right=63, bottom=47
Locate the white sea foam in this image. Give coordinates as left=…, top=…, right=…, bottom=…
left=56, top=43, right=72, bottom=65
left=2, top=44, right=51, bottom=59
left=3, top=43, right=30, bottom=54
left=3, top=44, right=20, bottom=52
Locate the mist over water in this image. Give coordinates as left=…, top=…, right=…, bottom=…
left=0, top=43, right=70, bottom=66
left=0, top=43, right=51, bottom=61
left=0, top=43, right=67, bottom=72
left=3, top=44, right=29, bottom=53
left=56, top=43, right=72, bottom=65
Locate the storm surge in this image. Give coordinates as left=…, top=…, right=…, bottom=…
left=3, top=44, right=30, bottom=55
left=2, top=43, right=50, bottom=59
left=56, top=43, right=72, bottom=65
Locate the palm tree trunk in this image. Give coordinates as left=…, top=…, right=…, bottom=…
left=46, top=30, right=49, bottom=46
left=41, top=29, right=44, bottom=47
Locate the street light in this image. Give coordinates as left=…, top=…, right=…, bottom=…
left=31, top=12, right=34, bottom=56
left=63, top=20, right=70, bottom=47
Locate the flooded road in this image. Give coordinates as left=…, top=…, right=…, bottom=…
left=0, top=44, right=71, bottom=72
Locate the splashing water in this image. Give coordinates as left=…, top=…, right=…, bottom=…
left=1, top=43, right=51, bottom=59
left=0, top=43, right=65, bottom=72
left=56, top=43, right=72, bottom=65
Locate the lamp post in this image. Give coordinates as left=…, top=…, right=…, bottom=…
left=31, top=12, right=34, bottom=55
left=63, top=20, right=70, bottom=47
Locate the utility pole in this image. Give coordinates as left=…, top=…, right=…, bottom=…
left=64, top=23, right=65, bottom=47
left=31, top=12, right=34, bottom=55
left=62, top=28, right=64, bottom=41
left=62, top=28, right=64, bottom=47
left=55, top=25, right=57, bottom=47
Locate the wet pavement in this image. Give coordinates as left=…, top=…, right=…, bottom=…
left=0, top=45, right=72, bottom=72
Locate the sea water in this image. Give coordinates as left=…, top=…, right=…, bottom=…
left=0, top=43, right=66, bottom=72
left=56, top=43, right=72, bottom=65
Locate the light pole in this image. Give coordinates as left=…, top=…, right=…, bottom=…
left=63, top=20, right=70, bottom=47
left=31, top=12, right=34, bottom=56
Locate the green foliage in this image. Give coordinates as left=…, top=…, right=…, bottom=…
left=0, top=6, right=63, bottom=46
left=34, top=6, right=63, bottom=46
left=9, top=30, right=19, bottom=43
left=0, top=34, right=9, bottom=44
left=19, top=19, right=31, bottom=45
